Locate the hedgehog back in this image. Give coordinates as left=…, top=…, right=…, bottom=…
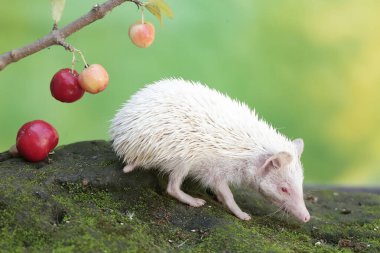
left=110, top=79, right=292, bottom=169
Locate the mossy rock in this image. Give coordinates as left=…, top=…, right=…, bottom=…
left=0, top=141, right=379, bottom=252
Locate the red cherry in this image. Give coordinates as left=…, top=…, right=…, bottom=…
left=50, top=68, right=85, bottom=103
left=16, top=120, right=59, bottom=162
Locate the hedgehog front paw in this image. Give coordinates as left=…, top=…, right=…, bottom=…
left=189, top=198, right=206, bottom=207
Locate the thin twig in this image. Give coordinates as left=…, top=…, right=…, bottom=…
left=0, top=0, right=143, bottom=71
left=177, top=239, right=188, bottom=248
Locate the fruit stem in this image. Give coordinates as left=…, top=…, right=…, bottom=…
left=71, top=51, right=76, bottom=73
left=141, top=6, right=145, bottom=24
left=76, top=49, right=89, bottom=68
left=9, top=144, right=19, bottom=157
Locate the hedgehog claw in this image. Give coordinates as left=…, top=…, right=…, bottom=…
left=236, top=211, right=251, bottom=220
left=189, top=198, right=206, bottom=207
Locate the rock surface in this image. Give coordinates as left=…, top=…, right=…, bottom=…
left=0, top=141, right=379, bottom=252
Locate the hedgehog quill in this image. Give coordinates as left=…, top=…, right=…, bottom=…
left=110, top=79, right=310, bottom=222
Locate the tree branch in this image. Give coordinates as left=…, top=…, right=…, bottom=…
left=0, top=0, right=142, bottom=71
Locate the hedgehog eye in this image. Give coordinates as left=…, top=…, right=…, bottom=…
left=281, top=187, right=288, bottom=193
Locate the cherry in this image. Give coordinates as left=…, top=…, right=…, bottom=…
left=50, top=68, right=84, bottom=103
left=16, top=120, right=59, bottom=162
left=78, top=64, right=109, bottom=94
left=128, top=21, right=155, bottom=48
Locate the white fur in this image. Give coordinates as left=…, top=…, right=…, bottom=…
left=110, top=78, right=309, bottom=221
left=111, top=80, right=297, bottom=163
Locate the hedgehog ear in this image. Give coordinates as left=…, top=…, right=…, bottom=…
left=293, top=138, right=304, bottom=156
left=258, top=152, right=293, bottom=177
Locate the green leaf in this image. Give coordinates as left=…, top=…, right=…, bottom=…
left=154, top=0, right=173, bottom=19
left=51, top=0, right=66, bottom=24
left=145, top=0, right=173, bottom=25
left=145, top=3, right=162, bottom=24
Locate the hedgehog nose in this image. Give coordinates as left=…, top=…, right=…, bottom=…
left=304, top=214, right=310, bottom=222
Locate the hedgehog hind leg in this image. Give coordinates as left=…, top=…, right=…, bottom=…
left=166, top=168, right=206, bottom=207
left=123, top=164, right=136, bottom=173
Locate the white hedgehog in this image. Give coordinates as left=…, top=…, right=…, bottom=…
left=110, top=78, right=310, bottom=222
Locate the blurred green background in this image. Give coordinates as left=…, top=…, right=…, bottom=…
left=1, top=1, right=379, bottom=186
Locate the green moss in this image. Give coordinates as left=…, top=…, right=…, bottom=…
left=0, top=141, right=379, bottom=252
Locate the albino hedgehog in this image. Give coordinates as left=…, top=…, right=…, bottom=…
left=110, top=78, right=310, bottom=222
